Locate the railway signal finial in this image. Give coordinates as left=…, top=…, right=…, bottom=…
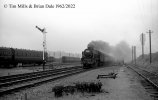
left=35, top=26, right=47, bottom=33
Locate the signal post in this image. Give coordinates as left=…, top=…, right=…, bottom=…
left=36, top=26, right=47, bottom=70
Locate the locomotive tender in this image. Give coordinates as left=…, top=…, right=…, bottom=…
left=0, top=47, right=47, bottom=67
left=81, top=47, right=113, bottom=68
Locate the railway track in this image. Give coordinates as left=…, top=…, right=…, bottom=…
left=0, top=66, right=84, bottom=96
left=127, top=65, right=158, bottom=100
left=16, top=63, right=81, bottom=71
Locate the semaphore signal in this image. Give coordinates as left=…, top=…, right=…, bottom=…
left=36, top=26, right=47, bottom=70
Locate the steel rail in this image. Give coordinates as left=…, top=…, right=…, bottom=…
left=0, top=66, right=81, bottom=82
left=127, top=65, right=158, bottom=89
left=0, top=65, right=105, bottom=96
left=0, top=67, right=82, bottom=88
left=0, top=67, right=84, bottom=96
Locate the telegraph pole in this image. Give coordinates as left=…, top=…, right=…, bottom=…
left=140, top=33, right=145, bottom=59
left=60, top=51, right=62, bottom=63
left=132, top=46, right=134, bottom=64
left=36, top=26, right=47, bottom=70
left=141, top=33, right=144, bottom=58
left=131, top=46, right=136, bottom=64
left=147, top=30, right=153, bottom=64
left=134, top=46, right=136, bottom=65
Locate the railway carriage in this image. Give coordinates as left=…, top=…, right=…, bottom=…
left=14, top=49, right=44, bottom=65
left=0, top=47, right=47, bottom=67
left=0, top=47, right=13, bottom=66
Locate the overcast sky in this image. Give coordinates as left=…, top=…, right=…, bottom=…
left=0, top=0, right=158, bottom=56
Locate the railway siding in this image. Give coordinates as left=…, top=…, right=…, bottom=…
left=128, top=65, right=158, bottom=88
left=0, top=63, right=81, bottom=77
left=26, top=65, right=152, bottom=100
left=0, top=66, right=83, bottom=96
left=1, top=65, right=152, bottom=100
left=0, top=65, right=154, bottom=100
left=128, top=65, right=158, bottom=99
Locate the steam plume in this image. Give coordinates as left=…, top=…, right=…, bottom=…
left=88, top=40, right=131, bottom=62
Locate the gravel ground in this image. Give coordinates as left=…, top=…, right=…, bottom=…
left=0, top=65, right=153, bottom=100
left=0, top=68, right=34, bottom=76
left=0, top=63, right=80, bottom=77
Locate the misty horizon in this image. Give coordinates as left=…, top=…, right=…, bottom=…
left=1, top=0, right=158, bottom=59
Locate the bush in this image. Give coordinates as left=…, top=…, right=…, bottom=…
left=52, top=85, right=64, bottom=97
left=52, top=81, right=103, bottom=97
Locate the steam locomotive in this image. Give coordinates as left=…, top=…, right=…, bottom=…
left=0, top=47, right=47, bottom=67
left=81, top=47, right=113, bottom=68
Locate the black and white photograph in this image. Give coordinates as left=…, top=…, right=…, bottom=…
left=0, top=0, right=158, bottom=100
